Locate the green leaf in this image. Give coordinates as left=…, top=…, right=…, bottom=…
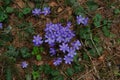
left=43, top=64, right=52, bottom=74
left=85, top=39, right=93, bottom=47
left=86, top=1, right=98, bottom=11
left=89, top=47, right=103, bottom=57
left=74, top=6, right=85, bottom=15
left=0, top=11, right=8, bottom=22
left=20, top=47, right=31, bottom=58
left=114, top=9, right=120, bottom=15
left=34, top=0, right=44, bottom=3
left=93, top=14, right=102, bottom=27
left=51, top=70, right=60, bottom=76
left=103, top=19, right=108, bottom=25
left=83, top=52, right=90, bottom=61
left=103, top=19, right=112, bottom=28
left=26, top=74, right=32, bottom=80
left=0, top=40, right=5, bottom=47
left=0, top=33, right=13, bottom=42
left=5, top=45, right=19, bottom=58
left=73, top=64, right=85, bottom=73
left=79, top=27, right=91, bottom=39
left=73, top=54, right=79, bottom=63
left=117, top=38, right=120, bottom=44
left=32, top=47, right=39, bottom=55
left=5, top=66, right=12, bottom=80
left=102, top=19, right=112, bottom=37
left=65, top=0, right=77, bottom=6
left=32, top=71, right=40, bottom=80
left=24, top=23, right=35, bottom=36
left=39, top=47, right=44, bottom=53
left=66, top=68, right=74, bottom=76
left=22, top=8, right=31, bottom=14
left=3, top=0, right=12, bottom=5
left=18, top=12, right=24, bottom=18
left=102, top=26, right=110, bottom=37
left=52, top=75, right=64, bottom=80
left=6, top=7, right=14, bottom=13
left=36, top=54, right=41, bottom=61
left=93, top=36, right=100, bottom=43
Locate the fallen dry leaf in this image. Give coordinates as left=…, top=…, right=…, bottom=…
left=15, top=0, right=25, bottom=8
left=28, top=1, right=34, bottom=8
left=49, top=1, right=58, bottom=7
left=34, top=61, right=44, bottom=66
left=98, top=54, right=106, bottom=62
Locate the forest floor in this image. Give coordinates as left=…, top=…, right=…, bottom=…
left=0, top=0, right=120, bottom=80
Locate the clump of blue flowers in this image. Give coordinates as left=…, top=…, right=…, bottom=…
left=32, top=21, right=82, bottom=66
left=44, top=22, right=75, bottom=44
left=44, top=22, right=82, bottom=66
left=32, top=7, right=51, bottom=16
left=31, top=8, right=89, bottom=66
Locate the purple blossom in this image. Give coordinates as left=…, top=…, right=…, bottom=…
left=66, top=22, right=71, bottom=28
left=53, top=58, right=62, bottom=66
left=45, top=23, right=56, bottom=32
left=76, top=15, right=84, bottom=25
left=32, top=35, right=43, bottom=46
left=67, top=47, right=76, bottom=57
left=64, top=55, right=73, bottom=64
left=63, top=31, right=75, bottom=43
left=45, top=36, right=55, bottom=44
left=56, top=35, right=63, bottom=43
left=21, top=61, right=28, bottom=68
left=59, top=43, right=69, bottom=53
left=49, top=48, right=56, bottom=56
left=76, top=15, right=88, bottom=26
left=32, top=8, right=41, bottom=16
left=0, top=23, right=3, bottom=29
left=71, top=40, right=81, bottom=50
left=49, top=43, right=55, bottom=47
left=42, top=7, right=51, bottom=16
left=82, top=17, right=89, bottom=26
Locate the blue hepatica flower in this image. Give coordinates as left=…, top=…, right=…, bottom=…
left=45, top=35, right=55, bottom=44
left=64, top=55, right=73, bottom=64
left=59, top=43, right=69, bottom=53
left=53, top=58, right=62, bottom=66
left=67, top=47, right=76, bottom=57
left=0, top=23, right=3, bottom=29
left=49, top=48, right=56, bottom=56
left=32, top=35, right=43, bottom=46
left=49, top=43, right=55, bottom=47
left=82, top=17, right=89, bottom=26
left=66, top=21, right=71, bottom=28
left=76, top=15, right=88, bottom=26
left=76, top=15, right=84, bottom=25
left=32, top=8, right=41, bottom=16
left=42, top=7, right=51, bottom=16
left=71, top=40, right=81, bottom=50
left=21, top=61, right=28, bottom=68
